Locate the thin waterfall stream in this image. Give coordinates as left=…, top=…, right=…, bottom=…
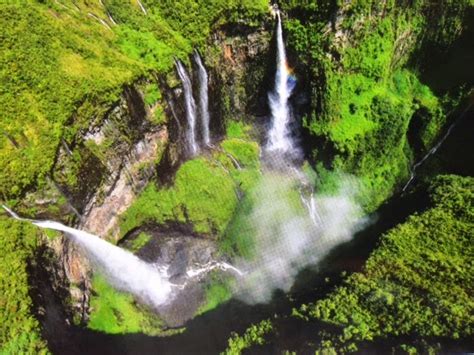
left=194, top=50, right=211, bottom=146
left=176, top=60, right=199, bottom=156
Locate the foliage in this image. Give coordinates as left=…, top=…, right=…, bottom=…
left=88, top=274, right=165, bottom=335
left=127, top=232, right=151, bottom=252
left=0, top=218, right=49, bottom=353
left=223, top=319, right=273, bottom=355
left=120, top=157, right=239, bottom=236
left=298, top=175, right=474, bottom=349
left=0, top=3, right=139, bottom=199
left=0, top=0, right=269, bottom=201
left=281, top=0, right=471, bottom=211
left=196, top=275, right=233, bottom=315
left=225, top=121, right=252, bottom=140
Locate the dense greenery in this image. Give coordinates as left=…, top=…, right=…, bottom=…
left=0, top=2, right=140, bottom=200
left=0, top=0, right=268, bottom=349
left=120, top=157, right=239, bottom=236
left=290, top=175, right=474, bottom=352
left=224, top=175, right=473, bottom=353
left=281, top=0, right=472, bottom=211
left=88, top=274, right=173, bottom=335
left=224, top=319, right=274, bottom=354
left=0, top=218, right=48, bottom=353
left=1, top=0, right=472, bottom=352
left=120, top=124, right=261, bottom=237
left=0, top=0, right=269, bottom=202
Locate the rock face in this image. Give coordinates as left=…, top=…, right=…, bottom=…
left=206, top=25, right=272, bottom=132
left=123, top=224, right=220, bottom=327
left=27, top=84, right=169, bottom=323
left=26, top=21, right=272, bottom=327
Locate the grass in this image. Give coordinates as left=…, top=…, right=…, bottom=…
left=88, top=274, right=165, bottom=335
left=0, top=218, right=48, bottom=353
left=120, top=157, right=239, bottom=236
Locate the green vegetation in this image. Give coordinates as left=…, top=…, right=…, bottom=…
left=196, top=275, right=233, bottom=315
left=293, top=175, right=474, bottom=351
left=120, top=132, right=261, bottom=238
left=0, top=218, right=48, bottom=353
left=0, top=3, right=140, bottom=199
left=88, top=274, right=167, bottom=335
left=224, top=319, right=273, bottom=355
left=120, top=157, right=239, bottom=236
left=0, top=0, right=269, bottom=201
left=281, top=0, right=472, bottom=211
left=127, top=232, right=152, bottom=252
left=225, top=121, right=253, bottom=140
left=0, top=0, right=269, bottom=347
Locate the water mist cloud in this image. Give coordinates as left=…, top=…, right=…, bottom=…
left=232, top=172, right=366, bottom=304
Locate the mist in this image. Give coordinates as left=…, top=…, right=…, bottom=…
left=232, top=170, right=366, bottom=304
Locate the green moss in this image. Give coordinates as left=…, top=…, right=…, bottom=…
left=221, top=139, right=260, bottom=169
left=283, top=0, right=470, bottom=212
left=0, top=217, right=48, bottom=353
left=225, top=121, right=252, bottom=139
left=143, top=84, right=162, bottom=106
left=128, top=232, right=151, bottom=252
left=0, top=0, right=269, bottom=201
left=197, top=276, right=233, bottom=315
left=120, top=157, right=239, bottom=236
left=88, top=274, right=165, bottom=335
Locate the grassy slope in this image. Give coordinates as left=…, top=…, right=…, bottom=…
left=120, top=123, right=261, bottom=237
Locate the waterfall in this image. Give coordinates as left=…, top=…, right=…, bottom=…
left=3, top=205, right=243, bottom=308
left=193, top=50, right=211, bottom=146
left=137, top=0, right=147, bottom=15
left=266, top=11, right=296, bottom=154
left=176, top=60, right=199, bottom=156
left=3, top=206, right=173, bottom=308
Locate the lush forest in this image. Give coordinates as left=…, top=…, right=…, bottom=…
left=0, top=0, right=472, bottom=353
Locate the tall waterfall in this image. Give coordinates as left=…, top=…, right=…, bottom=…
left=3, top=205, right=243, bottom=309
left=266, top=11, right=296, bottom=154
left=3, top=206, right=173, bottom=308
left=193, top=50, right=211, bottom=146
left=231, top=10, right=364, bottom=304
left=176, top=60, right=199, bottom=155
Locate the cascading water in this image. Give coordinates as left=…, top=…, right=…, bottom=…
left=2, top=206, right=242, bottom=310
left=231, top=9, right=364, bottom=303
left=3, top=206, right=172, bottom=308
left=137, top=0, right=147, bottom=15
left=193, top=50, right=211, bottom=146
left=266, top=11, right=297, bottom=155
left=176, top=60, right=199, bottom=156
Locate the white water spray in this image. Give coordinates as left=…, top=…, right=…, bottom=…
left=137, top=0, right=147, bottom=15
left=3, top=206, right=173, bottom=308
left=2, top=205, right=244, bottom=309
left=193, top=50, right=211, bottom=146
left=266, top=11, right=296, bottom=154
left=231, top=10, right=365, bottom=303
left=176, top=60, right=199, bottom=156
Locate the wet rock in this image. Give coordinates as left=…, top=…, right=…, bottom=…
left=123, top=225, right=221, bottom=327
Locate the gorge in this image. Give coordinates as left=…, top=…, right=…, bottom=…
left=0, top=1, right=473, bottom=354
